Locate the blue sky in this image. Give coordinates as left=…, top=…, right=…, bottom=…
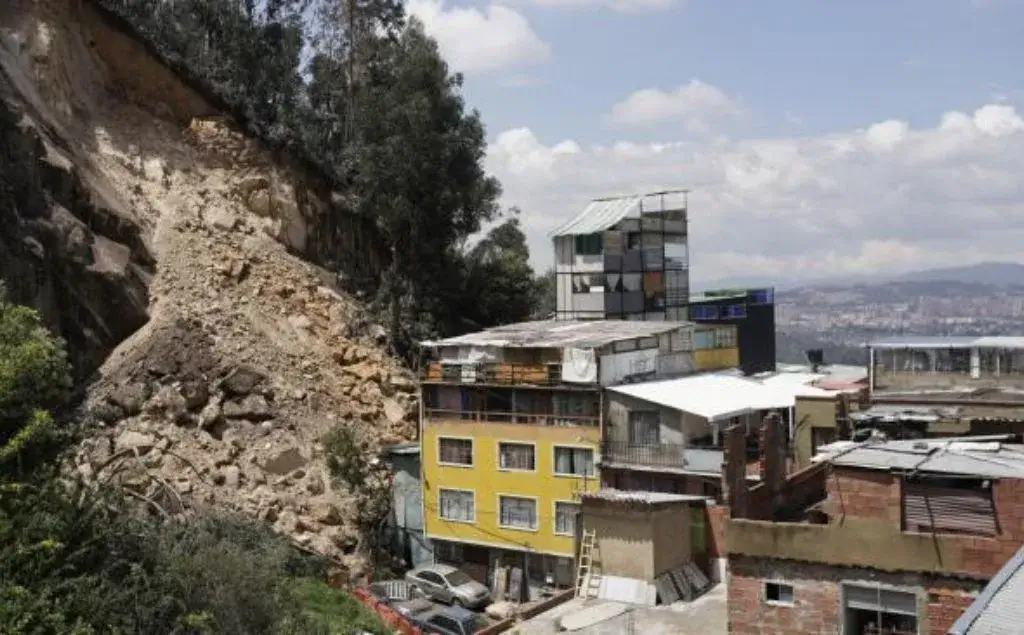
left=409, top=0, right=1024, bottom=284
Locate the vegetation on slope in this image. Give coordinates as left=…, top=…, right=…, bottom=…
left=0, top=285, right=385, bottom=633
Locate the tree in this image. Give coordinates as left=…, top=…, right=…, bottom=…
left=352, top=19, right=501, bottom=352
left=0, top=283, right=72, bottom=477
left=456, top=215, right=540, bottom=331
left=532, top=268, right=556, bottom=319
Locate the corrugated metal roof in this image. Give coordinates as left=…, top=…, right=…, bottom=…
left=870, top=336, right=1024, bottom=350
left=581, top=488, right=706, bottom=504
left=813, top=436, right=1024, bottom=479
left=949, top=546, right=1024, bottom=634
left=419, top=319, right=688, bottom=350
left=549, top=196, right=642, bottom=237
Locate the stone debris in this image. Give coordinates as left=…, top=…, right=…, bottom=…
left=0, top=0, right=421, bottom=584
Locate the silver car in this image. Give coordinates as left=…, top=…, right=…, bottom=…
left=405, top=564, right=491, bottom=609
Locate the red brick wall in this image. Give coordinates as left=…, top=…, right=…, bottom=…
left=727, top=557, right=985, bottom=635
left=825, top=466, right=901, bottom=523
left=925, top=585, right=977, bottom=635
left=706, top=504, right=728, bottom=558
left=728, top=557, right=842, bottom=635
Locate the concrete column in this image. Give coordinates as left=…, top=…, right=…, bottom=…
left=722, top=425, right=748, bottom=519
left=868, top=347, right=875, bottom=397
left=971, top=347, right=981, bottom=379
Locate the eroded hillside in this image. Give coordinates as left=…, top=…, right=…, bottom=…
left=0, top=0, right=414, bottom=578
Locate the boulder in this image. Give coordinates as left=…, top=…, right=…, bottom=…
left=222, top=394, right=271, bottom=421
left=382, top=398, right=407, bottom=425
left=107, top=382, right=151, bottom=416
left=220, top=365, right=265, bottom=396
left=180, top=380, right=210, bottom=411
left=288, top=314, right=312, bottom=330
left=205, top=207, right=237, bottom=231
left=262, top=447, right=307, bottom=475
left=222, top=465, right=242, bottom=489
left=312, top=502, right=342, bottom=525
left=115, top=431, right=156, bottom=454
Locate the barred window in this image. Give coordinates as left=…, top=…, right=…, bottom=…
left=554, top=502, right=580, bottom=535
left=499, top=496, right=537, bottom=530
left=438, top=438, right=473, bottom=466
left=498, top=442, right=535, bottom=471
left=439, top=489, right=475, bottom=522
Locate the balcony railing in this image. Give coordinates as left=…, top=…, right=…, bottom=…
left=601, top=441, right=690, bottom=469
left=425, top=408, right=598, bottom=427
left=422, top=362, right=567, bottom=386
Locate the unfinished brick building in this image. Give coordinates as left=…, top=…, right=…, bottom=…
left=722, top=420, right=1024, bottom=635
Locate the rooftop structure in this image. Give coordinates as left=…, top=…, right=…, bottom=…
left=867, top=335, right=1024, bottom=409
left=420, top=319, right=688, bottom=350
left=552, top=191, right=689, bottom=322
left=689, top=287, right=777, bottom=375
left=949, top=545, right=1024, bottom=635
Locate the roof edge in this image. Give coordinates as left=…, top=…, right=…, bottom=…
left=948, top=545, right=1024, bottom=635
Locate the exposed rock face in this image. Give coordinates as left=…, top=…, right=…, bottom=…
left=0, top=0, right=417, bottom=576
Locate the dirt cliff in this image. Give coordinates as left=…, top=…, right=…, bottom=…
left=0, top=0, right=414, bottom=577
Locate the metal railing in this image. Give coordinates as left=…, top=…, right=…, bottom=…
left=424, top=408, right=598, bottom=428
left=601, top=441, right=690, bottom=469
left=422, top=362, right=568, bottom=386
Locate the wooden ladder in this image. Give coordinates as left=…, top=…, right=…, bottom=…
left=575, top=529, right=601, bottom=598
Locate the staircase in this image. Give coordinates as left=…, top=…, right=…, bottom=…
left=575, top=529, right=601, bottom=598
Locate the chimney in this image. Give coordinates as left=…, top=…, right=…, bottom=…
left=759, top=411, right=786, bottom=499
left=722, top=424, right=748, bottom=519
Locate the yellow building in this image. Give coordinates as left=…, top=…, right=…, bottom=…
left=418, top=319, right=709, bottom=594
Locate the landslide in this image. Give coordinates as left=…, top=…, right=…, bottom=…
left=0, top=0, right=414, bottom=578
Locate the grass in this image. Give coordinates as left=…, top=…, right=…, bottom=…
left=294, top=578, right=390, bottom=635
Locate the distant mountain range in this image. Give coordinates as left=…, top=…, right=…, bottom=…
left=696, top=261, right=1024, bottom=293
left=760, top=262, right=1024, bottom=366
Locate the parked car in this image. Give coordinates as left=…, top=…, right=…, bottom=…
left=414, top=605, right=490, bottom=635
left=404, top=564, right=491, bottom=610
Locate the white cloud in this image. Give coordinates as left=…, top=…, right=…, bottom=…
left=407, top=0, right=551, bottom=74
left=607, top=80, right=743, bottom=132
left=485, top=103, right=1024, bottom=284
left=523, top=0, right=677, bottom=12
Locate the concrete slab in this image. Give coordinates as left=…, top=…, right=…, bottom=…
left=559, top=602, right=630, bottom=631
left=510, top=583, right=727, bottom=635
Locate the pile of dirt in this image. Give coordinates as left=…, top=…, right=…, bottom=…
left=0, top=0, right=415, bottom=579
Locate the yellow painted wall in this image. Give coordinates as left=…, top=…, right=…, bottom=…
left=422, top=419, right=601, bottom=557
left=793, top=397, right=837, bottom=468
left=694, top=347, right=739, bottom=371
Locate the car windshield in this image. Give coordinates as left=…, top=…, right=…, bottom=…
left=445, top=571, right=473, bottom=586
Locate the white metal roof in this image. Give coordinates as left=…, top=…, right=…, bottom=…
left=869, top=336, right=1024, bottom=350
left=608, top=373, right=785, bottom=421
left=549, top=196, right=641, bottom=237
left=419, top=319, right=688, bottom=349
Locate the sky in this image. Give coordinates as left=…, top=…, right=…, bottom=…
left=405, top=0, right=1024, bottom=286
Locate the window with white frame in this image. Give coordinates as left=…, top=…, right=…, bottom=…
left=499, top=496, right=537, bottom=530
left=438, top=437, right=473, bottom=466
left=498, top=442, right=535, bottom=471
left=553, top=446, right=595, bottom=477
left=554, top=501, right=580, bottom=535
left=438, top=489, right=475, bottom=522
